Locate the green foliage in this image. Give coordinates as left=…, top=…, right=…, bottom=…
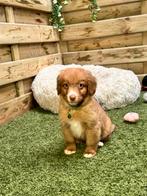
left=51, top=0, right=100, bottom=31
left=89, top=0, right=101, bottom=22
left=51, top=0, right=67, bottom=31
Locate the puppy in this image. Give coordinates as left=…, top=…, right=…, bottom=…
left=57, top=68, right=115, bottom=158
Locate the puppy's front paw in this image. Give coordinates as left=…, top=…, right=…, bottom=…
left=84, top=148, right=96, bottom=158
left=84, top=153, right=96, bottom=158
left=64, top=149, right=76, bottom=155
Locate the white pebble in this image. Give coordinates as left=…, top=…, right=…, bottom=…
left=123, top=112, right=139, bottom=123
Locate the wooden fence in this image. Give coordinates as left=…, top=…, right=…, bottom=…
left=0, top=0, right=147, bottom=124
left=61, top=0, right=147, bottom=79
left=0, top=0, right=62, bottom=124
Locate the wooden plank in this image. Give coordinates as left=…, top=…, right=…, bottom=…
left=63, top=45, right=147, bottom=65
left=106, top=63, right=143, bottom=74
left=0, top=23, right=59, bottom=44
left=68, top=33, right=142, bottom=52
left=143, top=33, right=147, bottom=73
left=5, top=7, right=24, bottom=96
left=63, top=0, right=140, bottom=12
left=64, top=2, right=141, bottom=24
left=0, top=53, right=62, bottom=86
left=0, top=92, right=33, bottom=125
left=55, top=31, right=66, bottom=64
left=0, top=0, right=52, bottom=12
left=61, top=14, right=147, bottom=41
left=0, top=5, right=6, bottom=22
left=0, top=83, right=17, bottom=104
left=0, top=45, right=12, bottom=63
left=141, top=0, right=147, bottom=74
left=5, top=6, right=25, bottom=96
left=23, top=78, right=34, bottom=94
left=56, top=42, right=64, bottom=64
left=14, top=7, right=51, bottom=25
left=137, top=74, right=146, bottom=83
left=59, top=41, right=69, bottom=53
left=19, top=43, right=58, bottom=59
left=5, top=5, right=15, bottom=22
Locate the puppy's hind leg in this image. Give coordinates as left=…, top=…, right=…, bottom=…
left=102, top=124, right=115, bottom=143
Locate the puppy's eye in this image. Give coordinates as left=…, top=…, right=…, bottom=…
left=78, top=83, right=85, bottom=89
left=63, top=83, right=68, bottom=89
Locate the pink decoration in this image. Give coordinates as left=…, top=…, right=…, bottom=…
left=123, top=112, right=139, bottom=123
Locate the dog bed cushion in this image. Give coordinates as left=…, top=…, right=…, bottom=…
left=31, top=64, right=141, bottom=113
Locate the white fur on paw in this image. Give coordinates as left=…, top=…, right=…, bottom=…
left=98, top=141, right=104, bottom=147
left=84, top=153, right=95, bottom=158
left=64, top=149, right=76, bottom=155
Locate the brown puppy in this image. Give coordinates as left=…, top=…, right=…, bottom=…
left=57, top=68, right=115, bottom=158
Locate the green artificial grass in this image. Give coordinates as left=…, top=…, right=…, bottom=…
left=0, top=95, right=146, bottom=196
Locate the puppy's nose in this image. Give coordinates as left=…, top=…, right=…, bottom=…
left=69, top=94, right=76, bottom=101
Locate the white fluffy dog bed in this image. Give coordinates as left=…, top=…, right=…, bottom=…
left=32, top=64, right=141, bottom=113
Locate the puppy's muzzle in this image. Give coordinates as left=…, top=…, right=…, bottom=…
left=67, top=91, right=79, bottom=106
left=69, top=94, right=76, bottom=101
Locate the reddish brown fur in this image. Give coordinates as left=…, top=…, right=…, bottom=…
left=57, top=68, right=115, bottom=157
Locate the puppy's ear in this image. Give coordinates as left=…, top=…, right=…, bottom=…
left=87, top=74, right=97, bottom=96
left=57, top=74, right=62, bottom=95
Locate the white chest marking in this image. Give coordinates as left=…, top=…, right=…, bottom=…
left=69, top=120, right=84, bottom=139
